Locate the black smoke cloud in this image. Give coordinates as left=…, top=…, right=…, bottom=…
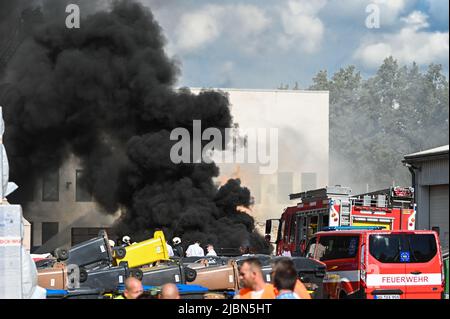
left=1, top=0, right=270, bottom=253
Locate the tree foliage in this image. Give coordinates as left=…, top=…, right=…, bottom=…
left=309, top=57, right=449, bottom=192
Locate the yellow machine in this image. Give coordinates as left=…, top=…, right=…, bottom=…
left=113, top=230, right=169, bottom=268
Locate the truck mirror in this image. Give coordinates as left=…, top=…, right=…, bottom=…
left=432, top=226, right=440, bottom=236
left=265, top=220, right=272, bottom=234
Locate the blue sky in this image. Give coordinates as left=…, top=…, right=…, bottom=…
left=138, top=0, right=449, bottom=89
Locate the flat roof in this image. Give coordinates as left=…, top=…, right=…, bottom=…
left=404, top=145, right=449, bottom=161
left=186, top=87, right=329, bottom=94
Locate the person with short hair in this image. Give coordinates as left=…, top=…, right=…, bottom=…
left=235, top=258, right=275, bottom=299
left=186, top=240, right=205, bottom=257
left=271, top=258, right=311, bottom=299
left=160, top=283, right=180, bottom=299
left=206, top=244, right=217, bottom=256
left=273, top=264, right=300, bottom=299
left=115, top=277, right=143, bottom=299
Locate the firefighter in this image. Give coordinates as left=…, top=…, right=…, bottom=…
left=172, top=237, right=184, bottom=257
left=122, top=235, right=131, bottom=247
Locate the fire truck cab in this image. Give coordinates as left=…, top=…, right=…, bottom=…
left=306, top=227, right=444, bottom=299
left=265, top=186, right=416, bottom=256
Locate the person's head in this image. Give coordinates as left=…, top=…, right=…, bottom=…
left=271, top=257, right=295, bottom=273
left=195, top=240, right=200, bottom=245
left=122, top=235, right=131, bottom=245
left=272, top=263, right=297, bottom=292
left=172, top=237, right=181, bottom=245
left=271, top=258, right=297, bottom=291
left=207, top=244, right=214, bottom=252
left=160, top=283, right=180, bottom=299
left=123, top=277, right=143, bottom=299
left=238, top=258, right=264, bottom=290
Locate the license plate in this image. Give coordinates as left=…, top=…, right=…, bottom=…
left=374, top=295, right=400, bottom=299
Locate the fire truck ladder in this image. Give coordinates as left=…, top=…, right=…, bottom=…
left=340, top=198, right=351, bottom=226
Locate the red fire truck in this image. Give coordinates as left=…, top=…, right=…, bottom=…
left=265, top=186, right=416, bottom=256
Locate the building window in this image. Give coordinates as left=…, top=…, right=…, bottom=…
left=278, top=172, right=293, bottom=203
left=71, top=227, right=113, bottom=246
left=41, top=222, right=59, bottom=245
left=42, top=170, right=59, bottom=201
left=76, top=170, right=92, bottom=202
left=301, top=172, right=317, bottom=192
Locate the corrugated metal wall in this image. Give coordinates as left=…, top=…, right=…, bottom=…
left=418, top=159, right=449, bottom=185
left=415, top=158, right=449, bottom=240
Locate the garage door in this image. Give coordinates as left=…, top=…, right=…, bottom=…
left=430, top=185, right=449, bottom=249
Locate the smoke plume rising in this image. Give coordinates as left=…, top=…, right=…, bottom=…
left=1, top=0, right=270, bottom=252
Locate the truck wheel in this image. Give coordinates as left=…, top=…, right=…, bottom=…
left=184, top=267, right=197, bottom=282
left=115, top=247, right=126, bottom=258
left=54, top=248, right=69, bottom=261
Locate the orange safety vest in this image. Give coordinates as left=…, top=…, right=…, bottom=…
left=239, top=279, right=311, bottom=299
left=238, top=284, right=276, bottom=299
left=238, top=279, right=311, bottom=299
left=268, top=280, right=311, bottom=299
left=293, top=279, right=311, bottom=299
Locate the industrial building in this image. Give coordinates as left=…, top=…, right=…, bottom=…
left=403, top=145, right=449, bottom=249
left=21, top=88, right=329, bottom=252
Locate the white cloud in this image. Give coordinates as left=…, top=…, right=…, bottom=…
left=401, top=10, right=429, bottom=30
left=174, top=5, right=224, bottom=53
left=354, top=11, right=449, bottom=68
left=172, top=4, right=270, bottom=54
left=234, top=5, right=271, bottom=36
left=373, top=0, right=408, bottom=25
left=278, top=0, right=326, bottom=53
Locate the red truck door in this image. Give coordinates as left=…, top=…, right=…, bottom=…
left=366, top=233, right=407, bottom=299
left=403, top=232, right=443, bottom=299
left=315, top=234, right=360, bottom=297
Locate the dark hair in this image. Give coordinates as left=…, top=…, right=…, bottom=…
left=273, top=265, right=297, bottom=291
left=272, top=257, right=295, bottom=272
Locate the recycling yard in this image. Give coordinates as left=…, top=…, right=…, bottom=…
left=0, top=0, right=449, bottom=304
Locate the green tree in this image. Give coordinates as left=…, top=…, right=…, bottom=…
left=309, top=57, right=449, bottom=193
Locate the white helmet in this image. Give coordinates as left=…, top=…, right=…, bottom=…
left=172, top=237, right=181, bottom=245
left=122, top=235, right=131, bottom=244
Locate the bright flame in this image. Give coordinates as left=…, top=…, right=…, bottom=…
left=237, top=205, right=252, bottom=214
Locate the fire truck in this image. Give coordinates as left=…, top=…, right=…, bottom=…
left=265, top=185, right=416, bottom=256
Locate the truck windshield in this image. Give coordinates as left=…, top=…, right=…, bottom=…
left=369, top=234, right=437, bottom=263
